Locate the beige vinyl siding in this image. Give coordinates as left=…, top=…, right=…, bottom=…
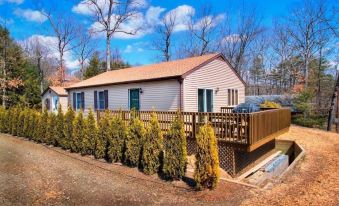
left=69, top=79, right=180, bottom=115
left=183, top=58, right=245, bottom=112
left=41, top=90, right=68, bottom=113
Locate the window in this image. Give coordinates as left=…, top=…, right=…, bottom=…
left=94, top=90, right=108, bottom=110
left=228, top=89, right=238, bottom=106
left=198, top=89, right=213, bottom=112
left=73, top=92, right=84, bottom=110
left=45, top=98, right=50, bottom=110
left=129, top=89, right=140, bottom=111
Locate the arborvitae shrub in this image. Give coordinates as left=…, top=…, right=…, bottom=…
left=142, top=112, right=163, bottom=175
left=46, top=112, right=58, bottom=145
left=71, top=110, right=85, bottom=153
left=194, top=123, right=220, bottom=190
left=17, top=109, right=26, bottom=137
left=0, top=107, right=6, bottom=132
left=23, top=109, right=31, bottom=138
left=40, top=109, right=49, bottom=143
left=56, top=105, right=64, bottom=147
left=162, top=111, right=187, bottom=180
left=4, top=109, right=10, bottom=133
left=11, top=107, right=19, bottom=136
left=82, top=109, right=97, bottom=156
left=63, top=107, right=75, bottom=150
left=124, top=110, right=146, bottom=167
left=32, top=113, right=41, bottom=142
left=107, top=112, right=127, bottom=162
left=27, top=110, right=36, bottom=139
left=95, top=110, right=111, bottom=159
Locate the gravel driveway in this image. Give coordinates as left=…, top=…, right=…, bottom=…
left=0, top=125, right=338, bottom=206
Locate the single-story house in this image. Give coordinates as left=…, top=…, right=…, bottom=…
left=41, top=86, right=68, bottom=112
left=65, top=53, right=246, bottom=114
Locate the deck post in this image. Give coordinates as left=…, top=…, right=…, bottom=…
left=192, top=113, right=196, bottom=139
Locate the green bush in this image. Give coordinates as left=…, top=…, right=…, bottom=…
left=32, top=113, right=41, bottom=142
left=81, top=108, right=97, bottom=156
left=142, top=112, right=163, bottom=175
left=17, top=109, right=26, bottom=137
left=27, top=110, right=36, bottom=139
left=10, top=107, right=19, bottom=136
left=162, top=111, right=187, bottom=180
left=260, top=101, right=281, bottom=109
left=0, top=107, right=7, bottom=133
left=292, top=115, right=326, bottom=129
left=194, top=123, right=220, bottom=190
left=95, top=110, right=111, bottom=159
left=107, top=112, right=127, bottom=162
left=124, top=110, right=146, bottom=167
left=23, top=109, right=31, bottom=138
left=71, top=110, right=85, bottom=152
left=40, top=109, right=49, bottom=143
left=46, top=112, right=58, bottom=145
left=56, top=105, right=64, bottom=146
left=63, top=107, right=75, bottom=150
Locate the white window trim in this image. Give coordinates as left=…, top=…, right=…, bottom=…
left=228, top=88, right=239, bottom=106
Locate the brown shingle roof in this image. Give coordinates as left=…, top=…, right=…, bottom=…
left=66, top=53, right=224, bottom=89
left=41, top=86, right=68, bottom=97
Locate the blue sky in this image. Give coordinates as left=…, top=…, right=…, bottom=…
left=0, top=0, right=337, bottom=70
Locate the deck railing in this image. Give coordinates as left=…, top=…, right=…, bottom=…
left=97, top=108, right=291, bottom=151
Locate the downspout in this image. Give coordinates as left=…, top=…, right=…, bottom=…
left=178, top=77, right=184, bottom=111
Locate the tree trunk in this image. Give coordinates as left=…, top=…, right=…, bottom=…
left=38, top=57, right=43, bottom=94
left=106, top=33, right=111, bottom=71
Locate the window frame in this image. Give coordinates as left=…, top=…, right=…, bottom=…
left=97, top=90, right=105, bottom=110
left=128, top=88, right=140, bottom=111
left=75, top=92, right=84, bottom=110
left=197, top=88, right=213, bottom=112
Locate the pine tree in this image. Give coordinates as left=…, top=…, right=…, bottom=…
left=162, top=111, right=187, bottom=180
left=71, top=110, right=85, bottom=153
left=142, top=112, right=163, bottom=175
left=83, top=52, right=103, bottom=80
left=82, top=108, right=97, bottom=155
left=124, top=110, right=146, bottom=167
left=95, top=110, right=111, bottom=159
left=194, top=123, right=220, bottom=190
left=107, top=112, right=127, bottom=162
left=63, top=107, right=75, bottom=150
left=56, top=105, right=64, bottom=147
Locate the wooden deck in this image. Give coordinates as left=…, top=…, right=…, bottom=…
left=97, top=108, right=291, bottom=152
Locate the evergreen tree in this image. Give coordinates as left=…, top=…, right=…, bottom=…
left=142, top=112, right=163, bottom=175
left=56, top=105, right=64, bottom=146
left=71, top=110, right=85, bottom=153
left=23, top=109, right=30, bottom=138
left=162, top=111, right=187, bottom=180
left=95, top=110, right=111, bottom=159
left=39, top=109, right=49, bottom=143
left=33, top=113, right=42, bottom=142
left=124, top=110, right=146, bottom=167
left=0, top=107, right=5, bottom=132
left=17, top=109, right=25, bottom=137
left=63, top=107, right=75, bottom=150
left=194, top=123, right=220, bottom=190
left=10, top=107, right=19, bottom=136
left=107, top=112, right=127, bottom=162
left=46, top=112, right=57, bottom=145
left=83, top=52, right=103, bottom=80
left=27, top=109, right=36, bottom=139
left=82, top=108, right=97, bottom=155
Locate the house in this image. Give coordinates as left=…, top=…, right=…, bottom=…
left=65, top=53, right=246, bottom=114
left=41, top=86, right=68, bottom=112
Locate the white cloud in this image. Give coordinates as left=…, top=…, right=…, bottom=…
left=123, top=43, right=145, bottom=53
left=72, top=0, right=108, bottom=16
left=193, top=14, right=225, bottom=30
left=222, top=34, right=241, bottom=43
left=0, top=0, right=24, bottom=4
left=123, top=45, right=133, bottom=53
left=20, top=35, right=80, bottom=69
left=14, top=9, right=47, bottom=23
left=165, top=5, right=195, bottom=32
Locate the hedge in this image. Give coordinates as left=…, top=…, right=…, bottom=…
left=0, top=107, right=220, bottom=190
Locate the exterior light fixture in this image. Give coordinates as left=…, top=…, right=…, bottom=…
left=215, top=87, right=219, bottom=94
left=139, top=88, right=143, bottom=94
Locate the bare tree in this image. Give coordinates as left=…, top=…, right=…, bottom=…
left=153, top=11, right=176, bottom=61
left=181, top=5, right=221, bottom=57
left=82, top=0, right=143, bottom=71
left=75, top=28, right=94, bottom=78
left=42, top=11, right=80, bottom=83
left=286, top=0, right=337, bottom=87
left=219, top=8, right=264, bottom=77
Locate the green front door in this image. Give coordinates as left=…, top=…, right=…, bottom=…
left=129, top=89, right=140, bottom=111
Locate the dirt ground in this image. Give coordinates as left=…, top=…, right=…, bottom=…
left=0, top=125, right=338, bottom=205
